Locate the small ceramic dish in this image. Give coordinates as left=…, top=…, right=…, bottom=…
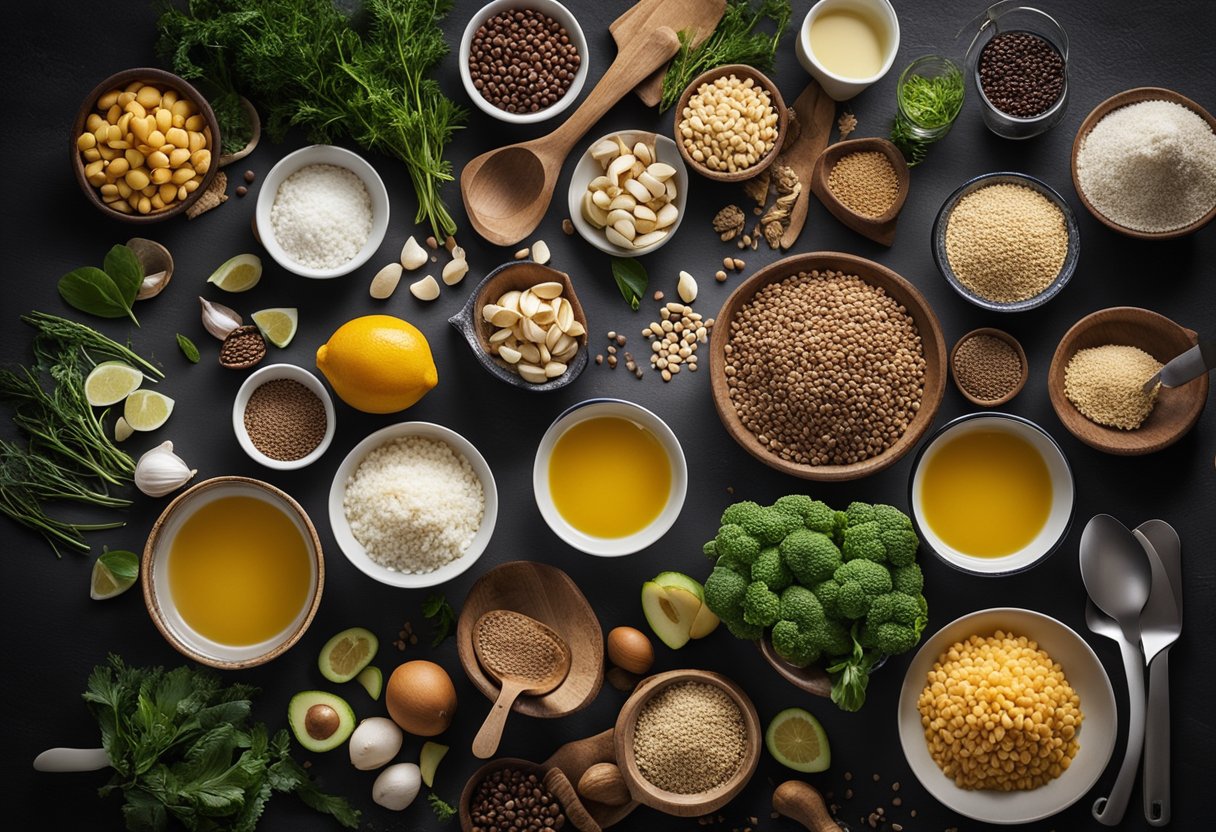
left=141, top=477, right=324, bottom=669
left=458, top=0, right=590, bottom=125
left=810, top=136, right=910, bottom=246
left=328, top=422, right=498, bottom=588
left=70, top=67, right=222, bottom=223
left=566, top=129, right=689, bottom=257
left=449, top=260, right=589, bottom=392
left=932, top=172, right=1080, bottom=312
left=950, top=327, right=1028, bottom=406
left=909, top=413, right=1075, bottom=577
left=457, top=561, right=604, bottom=719
left=795, top=0, right=901, bottom=101
left=613, top=669, right=762, bottom=817
left=217, top=96, right=261, bottom=167
left=898, top=607, right=1116, bottom=824
left=254, top=144, right=389, bottom=279
left=672, top=64, right=788, bottom=183
left=1071, top=87, right=1216, bottom=239
left=232, top=363, right=336, bottom=470
left=1048, top=306, right=1208, bottom=455
left=533, top=399, right=687, bottom=556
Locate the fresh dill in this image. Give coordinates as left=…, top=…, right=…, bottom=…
left=890, top=64, right=964, bottom=167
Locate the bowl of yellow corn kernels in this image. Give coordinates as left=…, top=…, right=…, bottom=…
left=71, top=67, right=221, bottom=223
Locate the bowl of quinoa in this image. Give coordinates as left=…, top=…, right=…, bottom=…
left=254, top=144, right=389, bottom=279
left=327, top=422, right=497, bottom=588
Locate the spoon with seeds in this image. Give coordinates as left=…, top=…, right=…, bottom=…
left=472, top=610, right=572, bottom=759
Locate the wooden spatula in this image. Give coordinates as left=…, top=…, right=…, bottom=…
left=610, top=0, right=726, bottom=107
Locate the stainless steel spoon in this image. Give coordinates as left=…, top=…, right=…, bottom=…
left=1141, top=340, right=1215, bottom=394
left=1079, top=514, right=1154, bottom=826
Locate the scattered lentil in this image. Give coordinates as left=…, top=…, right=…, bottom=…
left=270, top=164, right=372, bottom=269
left=1064, top=344, right=1162, bottom=429
left=243, top=378, right=327, bottom=461
left=633, top=682, right=746, bottom=794
left=243, top=169, right=256, bottom=183
left=468, top=8, right=581, bottom=114
left=679, top=74, right=779, bottom=174
left=953, top=332, right=1024, bottom=402
left=978, top=32, right=1065, bottom=118
left=944, top=183, right=1067, bottom=303
left=828, top=151, right=900, bottom=218
left=469, top=766, right=566, bottom=832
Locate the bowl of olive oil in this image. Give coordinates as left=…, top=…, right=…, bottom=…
left=141, top=476, right=324, bottom=669
left=908, top=413, right=1074, bottom=576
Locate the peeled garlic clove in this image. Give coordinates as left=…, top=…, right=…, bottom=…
left=199, top=296, right=242, bottom=340
left=588, top=175, right=612, bottom=191
left=678, top=271, right=698, bottom=303
left=665, top=178, right=678, bottom=201
left=400, top=236, right=428, bottom=270
left=590, top=189, right=612, bottom=210
left=565, top=320, right=586, bottom=338
left=409, top=275, right=440, bottom=301
left=553, top=344, right=578, bottom=362
left=114, top=417, right=134, bottom=443
left=483, top=305, right=521, bottom=328
left=632, top=229, right=668, bottom=249
left=520, top=317, right=548, bottom=344
left=638, top=171, right=665, bottom=199
left=605, top=208, right=633, bottom=228
left=544, top=361, right=568, bottom=378
left=633, top=205, right=657, bottom=224
left=531, top=281, right=564, bottom=300
left=518, top=290, right=541, bottom=318
left=532, top=303, right=556, bottom=326
left=655, top=202, right=679, bottom=229
left=135, top=440, right=196, bottom=498
left=553, top=332, right=575, bottom=355
left=488, top=327, right=514, bottom=345
left=612, top=218, right=637, bottom=241
left=497, top=290, right=522, bottom=312
left=370, top=263, right=403, bottom=299
left=605, top=225, right=633, bottom=249
left=583, top=191, right=609, bottom=227
left=538, top=343, right=552, bottom=364
left=646, top=162, right=677, bottom=181
left=441, top=258, right=468, bottom=286
left=517, top=362, right=547, bottom=383
left=531, top=240, right=551, bottom=265
left=633, top=141, right=653, bottom=165
left=606, top=154, right=635, bottom=186
left=518, top=343, right=541, bottom=364
left=590, top=139, right=619, bottom=164
left=623, top=178, right=651, bottom=204
left=498, top=345, right=522, bottom=364
left=545, top=323, right=563, bottom=350
left=556, top=299, right=575, bottom=333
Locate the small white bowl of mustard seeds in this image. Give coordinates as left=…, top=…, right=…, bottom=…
left=232, top=364, right=335, bottom=471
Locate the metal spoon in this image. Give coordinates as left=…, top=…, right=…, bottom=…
left=1141, top=340, right=1215, bottom=394
left=1079, top=514, right=1153, bottom=826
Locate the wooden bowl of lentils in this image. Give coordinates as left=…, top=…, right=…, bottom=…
left=950, top=328, right=1028, bottom=407
left=709, top=252, right=947, bottom=481
left=460, top=758, right=570, bottom=832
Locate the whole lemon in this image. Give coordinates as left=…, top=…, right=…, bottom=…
left=316, top=315, right=438, bottom=413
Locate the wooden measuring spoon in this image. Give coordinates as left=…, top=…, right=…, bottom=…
left=460, top=26, right=680, bottom=246
left=777, top=80, right=836, bottom=250
left=472, top=610, right=573, bottom=759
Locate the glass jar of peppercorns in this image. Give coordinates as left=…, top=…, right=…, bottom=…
left=961, top=1, right=1069, bottom=139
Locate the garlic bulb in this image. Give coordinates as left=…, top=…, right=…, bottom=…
left=135, top=441, right=197, bottom=497
left=199, top=297, right=243, bottom=340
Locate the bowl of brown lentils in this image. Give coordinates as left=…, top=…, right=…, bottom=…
left=232, top=363, right=336, bottom=471
left=459, top=0, right=589, bottom=125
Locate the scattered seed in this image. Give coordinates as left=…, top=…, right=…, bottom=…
left=235, top=185, right=248, bottom=197
left=514, top=247, right=529, bottom=259
left=616, top=334, right=627, bottom=346
left=846, top=789, right=854, bottom=799
left=723, top=256, right=734, bottom=270
left=595, top=354, right=603, bottom=364
left=732, top=258, right=746, bottom=270
left=892, top=782, right=900, bottom=792
left=607, top=330, right=617, bottom=339
left=873, top=774, right=880, bottom=782
left=409, top=634, right=418, bottom=645
left=845, top=772, right=853, bottom=781
left=531, top=239, right=551, bottom=265
left=607, top=355, right=617, bottom=367
left=426, top=236, right=438, bottom=249
left=893, top=797, right=902, bottom=806
left=661, top=369, right=671, bottom=381
left=716, top=270, right=728, bottom=283
left=445, top=235, right=456, bottom=251
left=653, top=290, right=665, bottom=301
left=243, top=170, right=256, bottom=183
left=562, top=218, right=574, bottom=235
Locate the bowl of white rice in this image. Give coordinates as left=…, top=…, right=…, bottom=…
left=328, top=422, right=498, bottom=588
left=255, top=144, right=390, bottom=279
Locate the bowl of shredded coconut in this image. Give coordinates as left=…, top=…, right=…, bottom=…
left=328, top=422, right=498, bottom=588
left=255, top=144, right=390, bottom=278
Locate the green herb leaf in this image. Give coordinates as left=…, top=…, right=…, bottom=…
left=98, top=548, right=139, bottom=582
left=176, top=334, right=200, bottom=364
left=429, top=791, right=457, bottom=822
left=58, top=267, right=137, bottom=323
left=611, top=258, right=648, bottom=311
left=103, top=245, right=144, bottom=306
left=422, top=593, right=457, bottom=647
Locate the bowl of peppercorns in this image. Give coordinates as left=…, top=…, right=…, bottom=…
left=459, top=0, right=589, bottom=124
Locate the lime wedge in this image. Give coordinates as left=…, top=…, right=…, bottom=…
left=84, top=361, right=143, bottom=407
left=251, top=307, right=299, bottom=348
left=766, top=707, right=831, bottom=772
left=356, top=665, right=383, bottom=700
left=207, top=253, right=263, bottom=292
left=91, top=549, right=139, bottom=600
left=318, top=626, right=378, bottom=683
left=114, top=417, right=134, bottom=443
left=123, top=390, right=175, bottom=431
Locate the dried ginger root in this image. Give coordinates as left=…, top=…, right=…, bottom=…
left=712, top=204, right=746, bottom=241
left=837, top=111, right=857, bottom=142
left=741, top=170, right=770, bottom=209
left=759, top=164, right=801, bottom=248
left=781, top=108, right=801, bottom=152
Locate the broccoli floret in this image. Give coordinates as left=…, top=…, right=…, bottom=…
left=818, top=618, right=854, bottom=658
left=724, top=616, right=765, bottom=640
left=702, top=539, right=717, bottom=558
left=743, top=581, right=781, bottom=626
left=721, top=500, right=763, bottom=527
left=771, top=619, right=819, bottom=667
left=841, top=522, right=887, bottom=563
left=845, top=501, right=876, bottom=526
left=866, top=592, right=921, bottom=628
left=752, top=547, right=792, bottom=591
left=881, top=526, right=920, bottom=567
left=841, top=503, right=920, bottom=566
left=812, top=580, right=841, bottom=619
left=779, top=585, right=824, bottom=630
left=780, top=528, right=842, bottom=585
left=715, top=553, right=751, bottom=577
left=859, top=592, right=926, bottom=655
left=772, top=494, right=815, bottom=519
left=713, top=523, right=762, bottom=565
left=703, top=567, right=749, bottom=621
left=772, top=495, right=844, bottom=538
left=836, top=582, right=872, bottom=619
left=890, top=563, right=924, bottom=596
left=832, top=559, right=892, bottom=619
left=741, top=507, right=802, bottom=545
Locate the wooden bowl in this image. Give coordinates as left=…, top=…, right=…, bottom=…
left=757, top=638, right=831, bottom=697
left=950, top=327, right=1028, bottom=407
left=810, top=137, right=910, bottom=246
left=672, top=64, right=788, bottom=183
left=459, top=759, right=545, bottom=832
left=613, top=670, right=762, bottom=817
left=1048, top=307, right=1208, bottom=455
left=1071, top=87, right=1216, bottom=239
left=708, top=252, right=947, bottom=481
left=217, top=96, right=261, bottom=167
left=449, top=261, right=590, bottom=392
left=457, top=561, right=604, bottom=718
left=70, top=67, right=221, bottom=223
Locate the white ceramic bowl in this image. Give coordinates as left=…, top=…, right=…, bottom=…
left=254, top=144, right=389, bottom=279
left=533, top=399, right=688, bottom=556
left=566, top=130, right=689, bottom=257
left=795, top=0, right=901, bottom=101
left=328, top=422, right=498, bottom=588
left=142, top=477, right=324, bottom=669
left=898, top=607, right=1116, bottom=824
left=909, top=413, right=1075, bottom=576
left=458, top=0, right=589, bottom=125
left=232, top=364, right=336, bottom=470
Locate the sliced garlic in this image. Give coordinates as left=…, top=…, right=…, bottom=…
left=409, top=275, right=440, bottom=301
left=400, top=236, right=427, bottom=270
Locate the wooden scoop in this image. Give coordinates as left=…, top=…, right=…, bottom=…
left=472, top=610, right=573, bottom=759
left=776, top=80, right=836, bottom=250
left=773, top=780, right=846, bottom=831
left=460, top=26, right=680, bottom=246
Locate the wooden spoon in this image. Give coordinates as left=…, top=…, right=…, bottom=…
left=611, top=0, right=726, bottom=107
left=471, top=610, right=573, bottom=759
left=460, top=26, right=680, bottom=246
left=776, top=80, right=836, bottom=249
left=773, top=781, right=844, bottom=831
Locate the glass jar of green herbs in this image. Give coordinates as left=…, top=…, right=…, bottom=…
left=890, top=56, right=964, bottom=166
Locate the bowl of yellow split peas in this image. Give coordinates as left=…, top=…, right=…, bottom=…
left=71, top=67, right=221, bottom=222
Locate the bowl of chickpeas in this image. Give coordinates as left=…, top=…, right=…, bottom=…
left=71, top=67, right=221, bottom=222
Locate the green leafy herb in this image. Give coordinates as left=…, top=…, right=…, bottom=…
left=422, top=592, right=457, bottom=647
left=102, top=245, right=143, bottom=306
left=211, top=89, right=253, bottom=156
left=58, top=245, right=145, bottom=325
left=428, top=792, right=457, bottom=822
left=610, top=258, right=649, bottom=311
left=659, top=0, right=793, bottom=112
left=176, top=334, right=200, bottom=364
left=890, top=65, right=964, bottom=167
left=22, top=312, right=164, bottom=379
left=83, top=655, right=360, bottom=832
left=157, top=0, right=466, bottom=239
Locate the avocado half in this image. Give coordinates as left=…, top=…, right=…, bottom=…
left=288, top=691, right=356, bottom=752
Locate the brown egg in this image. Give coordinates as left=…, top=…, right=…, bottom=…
left=385, top=660, right=457, bottom=736
left=606, top=626, right=654, bottom=675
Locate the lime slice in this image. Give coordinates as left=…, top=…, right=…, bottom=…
left=84, top=361, right=143, bottom=407
left=356, top=665, right=383, bottom=700
left=207, top=253, right=263, bottom=292
left=123, top=390, right=175, bottom=431
left=318, top=627, right=378, bottom=683
left=251, top=308, right=299, bottom=348
left=114, top=417, right=134, bottom=443
left=766, top=707, right=831, bottom=772
left=91, top=549, right=139, bottom=600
